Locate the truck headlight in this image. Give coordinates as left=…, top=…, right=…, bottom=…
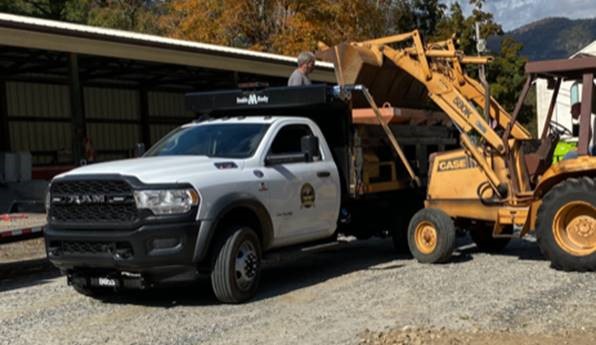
left=134, top=189, right=199, bottom=215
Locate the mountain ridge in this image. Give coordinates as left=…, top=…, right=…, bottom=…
left=488, top=17, right=596, bottom=60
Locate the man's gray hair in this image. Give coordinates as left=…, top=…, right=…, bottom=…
left=297, top=51, right=315, bottom=66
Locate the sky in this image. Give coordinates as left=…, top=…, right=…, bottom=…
left=446, top=0, right=596, bottom=31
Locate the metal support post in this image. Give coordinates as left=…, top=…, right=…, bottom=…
left=68, top=53, right=86, bottom=164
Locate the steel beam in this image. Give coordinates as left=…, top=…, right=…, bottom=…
left=0, top=80, right=9, bottom=151
left=68, top=53, right=85, bottom=164
left=578, top=72, right=593, bottom=155
left=139, top=88, right=151, bottom=148
left=541, top=77, right=561, bottom=139
left=503, top=76, right=533, bottom=142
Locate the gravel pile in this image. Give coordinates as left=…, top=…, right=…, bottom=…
left=0, top=237, right=595, bottom=345
left=359, top=326, right=596, bottom=345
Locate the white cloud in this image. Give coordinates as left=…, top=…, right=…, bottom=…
left=444, top=0, right=596, bottom=30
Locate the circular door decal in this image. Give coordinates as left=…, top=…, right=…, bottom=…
left=300, top=183, right=315, bottom=208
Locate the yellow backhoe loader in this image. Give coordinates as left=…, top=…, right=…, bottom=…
left=318, top=31, right=596, bottom=271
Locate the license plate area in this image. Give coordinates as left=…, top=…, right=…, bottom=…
left=91, top=277, right=120, bottom=288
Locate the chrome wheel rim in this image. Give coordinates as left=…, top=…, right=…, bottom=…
left=235, top=240, right=259, bottom=291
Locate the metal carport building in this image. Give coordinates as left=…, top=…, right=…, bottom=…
left=0, top=13, right=335, bottom=167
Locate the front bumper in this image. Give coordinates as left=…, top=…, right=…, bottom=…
left=45, top=221, right=201, bottom=283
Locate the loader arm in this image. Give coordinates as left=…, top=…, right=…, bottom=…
left=319, top=30, right=534, bottom=195
left=355, top=31, right=532, bottom=148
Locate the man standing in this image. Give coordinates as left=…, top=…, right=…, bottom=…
left=288, top=51, right=315, bottom=86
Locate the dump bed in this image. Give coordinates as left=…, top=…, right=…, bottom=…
left=186, top=85, right=457, bottom=197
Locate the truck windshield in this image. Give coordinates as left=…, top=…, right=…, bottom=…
left=145, top=123, right=270, bottom=158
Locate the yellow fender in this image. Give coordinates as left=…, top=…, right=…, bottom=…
left=527, top=156, right=596, bottom=231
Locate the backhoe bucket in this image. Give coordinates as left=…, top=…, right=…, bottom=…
left=317, top=42, right=428, bottom=108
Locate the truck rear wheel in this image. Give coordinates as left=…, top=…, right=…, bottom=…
left=407, top=208, right=455, bottom=263
left=536, top=177, right=596, bottom=271
left=211, top=226, right=262, bottom=303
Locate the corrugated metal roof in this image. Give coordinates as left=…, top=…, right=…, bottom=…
left=0, top=13, right=336, bottom=81
left=571, top=41, right=596, bottom=58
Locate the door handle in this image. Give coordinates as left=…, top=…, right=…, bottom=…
left=317, top=171, right=331, bottom=178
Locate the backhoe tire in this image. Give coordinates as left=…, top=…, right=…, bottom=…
left=407, top=208, right=456, bottom=264
left=211, top=226, right=262, bottom=304
left=536, top=177, right=596, bottom=271
left=469, top=223, right=511, bottom=253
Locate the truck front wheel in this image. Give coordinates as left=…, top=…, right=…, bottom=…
left=407, top=208, right=455, bottom=263
left=536, top=177, right=596, bottom=271
left=211, top=226, right=262, bottom=303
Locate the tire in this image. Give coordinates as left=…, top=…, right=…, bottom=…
left=407, top=208, right=456, bottom=263
left=469, top=223, right=511, bottom=253
left=536, top=177, right=596, bottom=272
left=211, top=226, right=262, bottom=303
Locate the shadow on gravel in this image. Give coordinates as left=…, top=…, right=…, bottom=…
left=0, top=260, right=60, bottom=293
left=70, top=237, right=547, bottom=307
left=457, top=235, right=546, bottom=262
left=93, top=239, right=405, bottom=307
left=255, top=239, right=405, bottom=302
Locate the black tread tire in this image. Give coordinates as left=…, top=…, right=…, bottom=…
left=211, top=226, right=262, bottom=304
left=469, top=223, right=511, bottom=253
left=536, top=177, right=596, bottom=272
left=407, top=208, right=456, bottom=263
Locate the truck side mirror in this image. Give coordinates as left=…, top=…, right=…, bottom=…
left=134, top=143, right=146, bottom=157
left=301, top=135, right=319, bottom=163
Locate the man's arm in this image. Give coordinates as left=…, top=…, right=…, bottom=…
left=288, top=70, right=303, bottom=86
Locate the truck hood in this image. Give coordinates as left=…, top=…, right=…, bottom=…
left=58, top=156, right=242, bottom=183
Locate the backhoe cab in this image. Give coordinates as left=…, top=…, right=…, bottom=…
left=318, top=31, right=596, bottom=271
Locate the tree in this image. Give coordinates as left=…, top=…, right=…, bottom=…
left=159, top=0, right=389, bottom=55
left=87, top=0, right=163, bottom=34
left=0, top=0, right=162, bottom=33
left=0, top=0, right=91, bottom=22
left=488, top=37, right=536, bottom=131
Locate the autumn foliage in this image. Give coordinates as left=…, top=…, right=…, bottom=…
left=159, top=0, right=391, bottom=55
left=2, top=0, right=531, bottom=125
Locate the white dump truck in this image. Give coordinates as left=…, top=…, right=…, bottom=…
left=45, top=85, right=456, bottom=303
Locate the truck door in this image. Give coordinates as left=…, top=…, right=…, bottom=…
left=263, top=123, right=340, bottom=245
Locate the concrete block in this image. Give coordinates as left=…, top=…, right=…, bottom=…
left=0, top=152, right=18, bottom=183
left=17, top=152, right=32, bottom=182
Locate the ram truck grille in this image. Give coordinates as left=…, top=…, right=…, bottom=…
left=49, top=179, right=138, bottom=225
left=58, top=241, right=134, bottom=255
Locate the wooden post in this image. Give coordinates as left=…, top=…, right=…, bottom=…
left=0, top=80, right=9, bottom=151
left=139, top=87, right=151, bottom=148
left=578, top=72, right=593, bottom=156
left=68, top=53, right=85, bottom=164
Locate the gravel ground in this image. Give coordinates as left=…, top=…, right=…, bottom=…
left=0, top=236, right=595, bottom=345
left=0, top=237, right=46, bottom=263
